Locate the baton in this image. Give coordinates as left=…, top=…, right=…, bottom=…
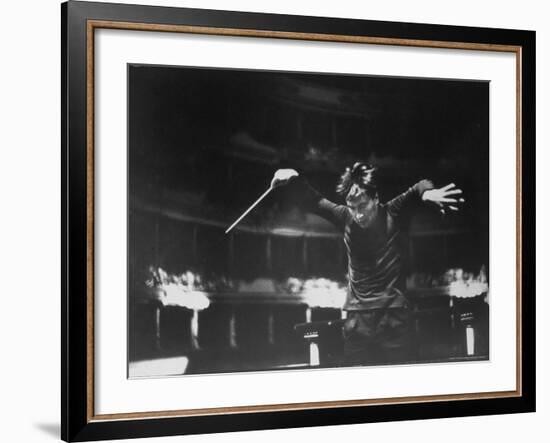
left=225, top=186, right=273, bottom=234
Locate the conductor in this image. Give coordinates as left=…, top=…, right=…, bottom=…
left=271, top=163, right=464, bottom=365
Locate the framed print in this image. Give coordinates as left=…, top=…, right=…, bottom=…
left=61, top=1, right=535, bottom=441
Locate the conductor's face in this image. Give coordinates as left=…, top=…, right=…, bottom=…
left=346, top=183, right=378, bottom=228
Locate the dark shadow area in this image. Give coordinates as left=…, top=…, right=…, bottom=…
left=33, top=422, right=59, bottom=439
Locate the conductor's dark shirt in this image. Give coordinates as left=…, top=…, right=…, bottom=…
left=293, top=177, right=434, bottom=311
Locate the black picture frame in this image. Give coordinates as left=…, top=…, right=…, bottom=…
left=61, top=1, right=535, bottom=441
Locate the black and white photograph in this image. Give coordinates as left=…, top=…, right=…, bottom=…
left=0, top=0, right=544, bottom=440
left=128, top=64, right=489, bottom=378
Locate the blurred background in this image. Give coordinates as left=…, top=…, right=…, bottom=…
left=128, top=64, right=489, bottom=377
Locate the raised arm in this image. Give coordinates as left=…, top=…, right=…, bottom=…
left=386, top=179, right=434, bottom=218
left=387, top=179, right=464, bottom=219
left=271, top=169, right=350, bottom=229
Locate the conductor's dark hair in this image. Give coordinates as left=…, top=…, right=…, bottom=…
left=336, top=162, right=379, bottom=198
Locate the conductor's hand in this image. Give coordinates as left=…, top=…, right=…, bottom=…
left=422, top=183, right=465, bottom=215
left=271, top=169, right=299, bottom=188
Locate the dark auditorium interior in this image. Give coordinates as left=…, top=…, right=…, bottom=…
left=128, top=64, right=489, bottom=377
